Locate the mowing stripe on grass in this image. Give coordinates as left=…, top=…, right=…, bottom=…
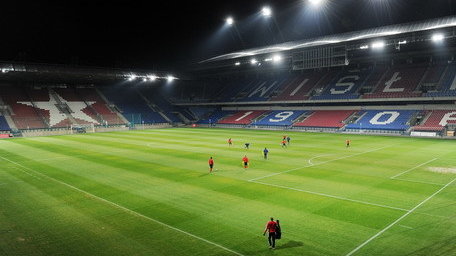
left=249, top=145, right=393, bottom=182
left=390, top=158, right=438, bottom=179
left=250, top=180, right=409, bottom=212
left=0, top=155, right=245, bottom=256
left=345, top=177, right=456, bottom=256
left=392, top=178, right=445, bottom=186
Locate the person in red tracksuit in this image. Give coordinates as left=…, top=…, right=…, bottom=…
left=263, top=217, right=278, bottom=249
left=208, top=157, right=214, bottom=173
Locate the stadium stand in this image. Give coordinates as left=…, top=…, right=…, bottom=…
left=293, top=110, right=356, bottom=128
left=139, top=88, right=183, bottom=123
left=218, top=110, right=268, bottom=125
left=0, top=115, right=10, bottom=131
left=425, top=64, right=456, bottom=97
left=101, top=88, right=167, bottom=124
left=76, top=88, right=125, bottom=125
left=413, top=110, right=456, bottom=131
left=345, top=110, right=416, bottom=131
left=255, top=110, right=306, bottom=126
left=0, top=87, right=49, bottom=129
left=238, top=78, right=285, bottom=102
left=197, top=110, right=234, bottom=124
left=270, top=73, right=323, bottom=101
left=362, top=65, right=425, bottom=99
left=311, top=69, right=371, bottom=100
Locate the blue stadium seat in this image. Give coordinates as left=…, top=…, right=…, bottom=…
left=255, top=111, right=306, bottom=126
left=346, top=110, right=416, bottom=131
left=197, top=110, right=234, bottom=124
left=311, top=70, right=370, bottom=100
left=0, top=116, right=11, bottom=131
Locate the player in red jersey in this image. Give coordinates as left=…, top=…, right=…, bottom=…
left=208, top=157, right=214, bottom=173
left=263, top=217, right=278, bottom=249
left=228, top=138, right=232, bottom=146
left=346, top=139, right=351, bottom=148
left=281, top=139, right=287, bottom=148
left=242, top=155, right=249, bottom=169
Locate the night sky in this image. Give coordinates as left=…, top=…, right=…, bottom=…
left=0, top=0, right=454, bottom=70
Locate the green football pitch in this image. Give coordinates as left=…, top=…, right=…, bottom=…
left=1, top=128, right=455, bottom=256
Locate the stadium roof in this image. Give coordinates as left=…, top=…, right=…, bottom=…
left=202, top=15, right=456, bottom=63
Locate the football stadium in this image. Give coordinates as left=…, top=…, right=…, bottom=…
left=1, top=1, right=456, bottom=256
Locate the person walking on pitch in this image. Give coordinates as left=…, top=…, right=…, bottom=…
left=263, top=148, right=269, bottom=159
left=228, top=138, right=232, bottom=146
left=208, top=157, right=214, bottom=173
left=263, top=217, right=278, bottom=249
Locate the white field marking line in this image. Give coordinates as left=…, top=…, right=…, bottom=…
left=7, top=165, right=42, bottom=180
left=249, top=145, right=393, bottom=182
left=345, top=177, right=456, bottom=256
left=0, top=155, right=244, bottom=256
left=398, top=224, right=414, bottom=230
left=250, top=180, right=409, bottom=212
left=390, top=158, right=438, bottom=179
left=307, top=154, right=334, bottom=166
left=392, top=177, right=445, bottom=186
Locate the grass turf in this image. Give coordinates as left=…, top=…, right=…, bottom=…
left=0, top=128, right=455, bottom=256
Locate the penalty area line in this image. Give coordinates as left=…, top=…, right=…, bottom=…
left=345, top=177, right=456, bottom=256
left=390, top=158, right=438, bottom=179
left=0, top=155, right=244, bottom=256
left=250, top=180, right=409, bottom=212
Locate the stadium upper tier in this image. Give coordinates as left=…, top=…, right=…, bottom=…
left=171, top=62, right=456, bottom=104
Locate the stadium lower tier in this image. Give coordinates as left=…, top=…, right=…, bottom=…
left=200, top=109, right=456, bottom=132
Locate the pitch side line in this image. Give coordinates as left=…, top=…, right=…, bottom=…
left=390, top=158, right=438, bottom=179
left=249, top=145, right=392, bottom=182
left=250, top=180, right=409, bottom=212
left=345, top=177, right=456, bottom=256
left=0, top=155, right=245, bottom=256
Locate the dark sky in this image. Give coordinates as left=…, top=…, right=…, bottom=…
left=0, top=0, right=454, bottom=70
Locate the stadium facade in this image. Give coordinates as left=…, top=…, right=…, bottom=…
left=1, top=16, right=456, bottom=138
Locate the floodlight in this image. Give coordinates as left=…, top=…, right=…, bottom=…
left=371, top=41, right=385, bottom=49
left=128, top=74, right=137, bottom=81
left=167, top=75, right=176, bottom=82
left=398, top=40, right=407, bottom=45
left=149, top=75, right=157, bottom=81
left=226, top=17, right=234, bottom=26
left=262, top=6, right=272, bottom=17
left=235, top=62, right=241, bottom=66
left=250, top=58, right=258, bottom=65
left=272, top=54, right=282, bottom=63
left=360, top=45, right=369, bottom=50
left=309, top=0, right=325, bottom=7
left=143, top=77, right=148, bottom=82
left=432, top=33, right=444, bottom=42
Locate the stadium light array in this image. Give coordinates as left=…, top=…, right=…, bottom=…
left=250, top=58, right=258, bottom=65
left=128, top=74, right=137, bottom=81
left=398, top=40, right=407, bottom=45
left=235, top=62, right=241, bottom=66
left=226, top=17, right=234, bottom=26
left=360, top=45, right=369, bottom=50
left=371, top=41, right=386, bottom=49
left=432, top=33, right=444, bottom=42
left=262, top=6, right=272, bottom=17
left=167, top=75, right=176, bottom=82
left=142, top=77, right=148, bottom=82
